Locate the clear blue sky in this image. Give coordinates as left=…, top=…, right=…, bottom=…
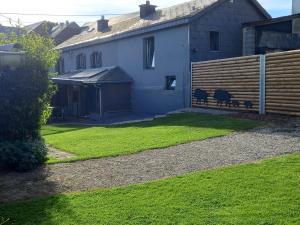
left=0, top=0, right=294, bottom=26
left=261, top=0, right=292, bottom=17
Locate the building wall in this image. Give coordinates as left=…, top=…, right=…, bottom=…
left=60, top=0, right=268, bottom=114
left=190, top=0, right=267, bottom=61
left=61, top=25, right=190, bottom=114
left=0, top=52, right=25, bottom=68
left=243, top=26, right=256, bottom=56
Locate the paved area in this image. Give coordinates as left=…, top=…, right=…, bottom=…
left=0, top=117, right=299, bottom=203
left=51, top=108, right=237, bottom=126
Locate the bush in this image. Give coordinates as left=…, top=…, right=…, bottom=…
left=0, top=138, right=47, bottom=172
left=0, top=34, right=59, bottom=172
left=0, top=62, right=49, bottom=142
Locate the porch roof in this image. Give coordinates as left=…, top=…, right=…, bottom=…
left=51, top=66, right=133, bottom=85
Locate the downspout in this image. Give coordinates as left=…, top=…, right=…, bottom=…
left=187, top=25, right=192, bottom=108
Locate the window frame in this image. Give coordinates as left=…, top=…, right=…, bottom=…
left=209, top=31, right=220, bottom=52
left=90, top=51, right=102, bottom=68
left=56, top=57, right=65, bottom=74
left=143, top=36, right=155, bottom=70
left=76, top=53, right=87, bottom=70
left=165, top=76, right=176, bottom=91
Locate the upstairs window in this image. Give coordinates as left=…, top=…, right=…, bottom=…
left=209, top=31, right=220, bottom=51
left=143, top=37, right=155, bottom=69
left=90, top=51, right=102, bottom=68
left=56, top=57, right=65, bottom=74
left=76, top=53, right=86, bottom=70
left=166, top=76, right=176, bottom=90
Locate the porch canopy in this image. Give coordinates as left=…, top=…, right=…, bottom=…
left=51, top=66, right=133, bottom=85
left=51, top=67, right=133, bottom=118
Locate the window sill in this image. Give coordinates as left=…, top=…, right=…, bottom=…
left=144, top=67, right=155, bottom=70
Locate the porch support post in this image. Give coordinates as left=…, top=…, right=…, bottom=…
left=99, top=87, right=103, bottom=120
left=259, top=54, right=266, bottom=115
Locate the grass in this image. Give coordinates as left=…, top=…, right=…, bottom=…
left=1, top=152, right=300, bottom=225
left=42, top=113, right=261, bottom=163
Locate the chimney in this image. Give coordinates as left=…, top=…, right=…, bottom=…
left=97, top=16, right=109, bottom=32
left=292, top=0, right=300, bottom=14
left=139, top=1, right=157, bottom=19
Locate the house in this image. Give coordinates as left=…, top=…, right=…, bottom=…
left=25, top=21, right=81, bottom=45
left=53, top=0, right=270, bottom=118
left=243, top=0, right=300, bottom=55
left=0, top=51, right=25, bottom=69
left=0, top=24, right=22, bottom=35
left=50, top=22, right=82, bottom=45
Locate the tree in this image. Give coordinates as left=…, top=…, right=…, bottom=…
left=0, top=32, right=59, bottom=171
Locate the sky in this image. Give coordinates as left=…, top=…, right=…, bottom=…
left=0, top=0, right=293, bottom=27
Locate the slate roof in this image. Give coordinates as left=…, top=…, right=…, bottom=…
left=51, top=66, right=133, bottom=85
left=0, top=25, right=22, bottom=34
left=244, top=13, right=300, bottom=27
left=56, top=0, right=217, bottom=50
left=0, top=43, right=18, bottom=52
left=56, top=0, right=269, bottom=50
left=50, top=22, right=80, bottom=38
left=24, top=21, right=45, bottom=33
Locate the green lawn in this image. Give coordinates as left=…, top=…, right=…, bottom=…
left=42, top=113, right=261, bottom=163
left=1, top=152, right=299, bottom=225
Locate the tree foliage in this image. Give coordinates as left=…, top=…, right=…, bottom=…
left=0, top=32, right=60, bottom=171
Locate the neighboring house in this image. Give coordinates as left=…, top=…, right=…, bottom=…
left=50, top=22, right=82, bottom=45
left=53, top=0, right=270, bottom=118
left=0, top=24, right=22, bottom=35
left=243, top=0, right=300, bottom=55
left=25, top=21, right=57, bottom=37
left=0, top=51, right=25, bottom=69
left=243, top=14, right=300, bottom=55
left=25, top=21, right=81, bottom=46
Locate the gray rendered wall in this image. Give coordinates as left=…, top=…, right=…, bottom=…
left=61, top=25, right=191, bottom=114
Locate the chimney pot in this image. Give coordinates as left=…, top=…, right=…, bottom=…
left=97, top=16, right=109, bottom=32
left=139, top=1, right=157, bottom=19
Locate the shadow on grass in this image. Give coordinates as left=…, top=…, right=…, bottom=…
left=121, top=113, right=257, bottom=129
left=42, top=125, right=90, bottom=137
left=0, top=167, right=76, bottom=225
left=48, top=113, right=299, bottom=139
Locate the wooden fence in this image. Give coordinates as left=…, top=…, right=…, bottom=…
left=192, top=50, right=300, bottom=116
left=266, top=51, right=300, bottom=116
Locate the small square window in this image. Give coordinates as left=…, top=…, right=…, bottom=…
left=166, top=76, right=176, bottom=90
left=210, top=31, right=220, bottom=51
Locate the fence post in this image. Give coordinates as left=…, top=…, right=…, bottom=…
left=259, top=55, right=266, bottom=115
left=191, top=62, right=194, bottom=108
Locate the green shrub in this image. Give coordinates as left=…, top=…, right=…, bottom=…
left=0, top=138, right=47, bottom=172
left=0, top=33, right=59, bottom=172
left=0, top=62, right=49, bottom=142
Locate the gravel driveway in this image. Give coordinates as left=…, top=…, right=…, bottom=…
left=0, top=117, right=299, bottom=203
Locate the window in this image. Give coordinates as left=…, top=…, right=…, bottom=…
left=56, top=57, right=65, bottom=74
left=76, top=53, right=86, bottom=70
left=143, top=37, right=155, bottom=69
left=166, top=76, right=176, bottom=90
left=90, top=51, right=102, bottom=68
left=209, top=31, right=220, bottom=51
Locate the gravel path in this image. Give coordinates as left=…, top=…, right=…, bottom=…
left=0, top=118, right=299, bottom=203
left=48, top=146, right=75, bottom=160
